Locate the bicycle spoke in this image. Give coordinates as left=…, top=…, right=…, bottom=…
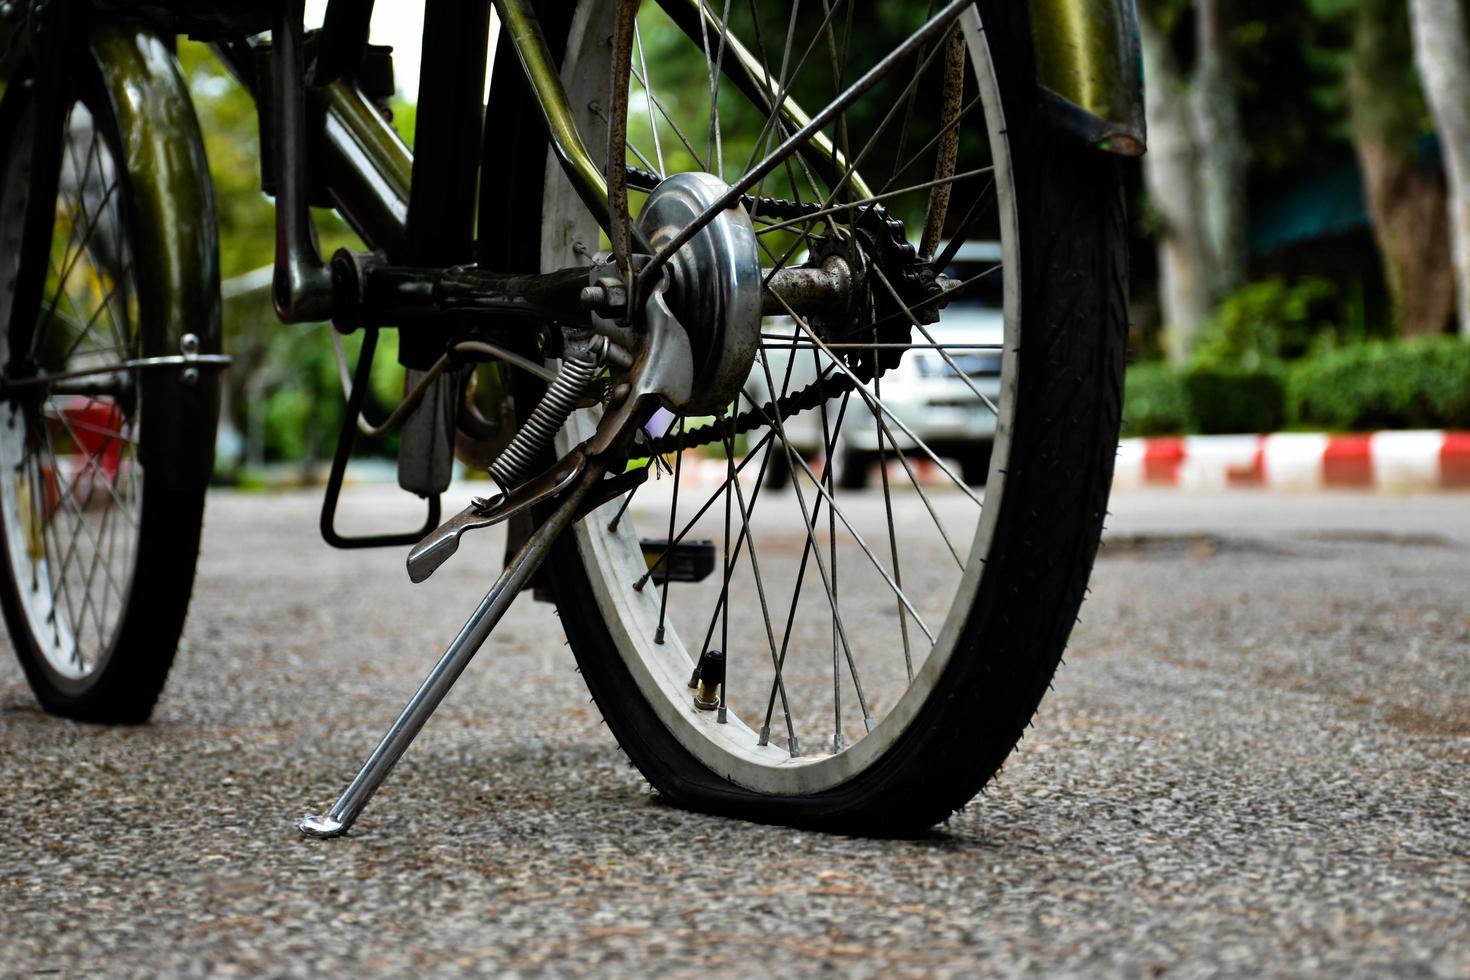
left=738, top=382, right=934, bottom=642
left=654, top=417, right=686, bottom=644
left=638, top=0, right=973, bottom=291
left=887, top=0, right=940, bottom=192
left=758, top=340, right=1002, bottom=350
left=884, top=94, right=985, bottom=195
left=872, top=265, right=1000, bottom=417
left=54, top=271, right=124, bottom=367
left=871, top=357, right=914, bottom=681
left=753, top=166, right=993, bottom=236
left=53, top=405, right=137, bottom=519
left=633, top=25, right=666, bottom=176
left=751, top=27, right=963, bottom=303
left=752, top=350, right=873, bottom=734
left=812, top=347, right=846, bottom=748
left=716, top=409, right=733, bottom=721
left=629, top=52, right=708, bottom=172
left=37, top=423, right=112, bottom=657
left=768, top=290, right=982, bottom=504
left=37, top=176, right=119, bottom=348
left=728, top=425, right=800, bottom=753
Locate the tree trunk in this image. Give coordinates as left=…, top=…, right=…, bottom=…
left=1348, top=0, right=1455, bottom=337
left=1354, top=140, right=1454, bottom=337
left=1409, top=0, right=1470, bottom=337
left=1190, top=0, right=1248, bottom=291
left=1141, top=17, right=1214, bottom=362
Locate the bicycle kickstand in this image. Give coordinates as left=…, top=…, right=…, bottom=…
left=297, top=462, right=603, bottom=839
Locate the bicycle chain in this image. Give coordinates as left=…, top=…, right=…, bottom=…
left=624, top=166, right=825, bottom=222
left=642, top=365, right=863, bottom=455
left=623, top=166, right=939, bottom=456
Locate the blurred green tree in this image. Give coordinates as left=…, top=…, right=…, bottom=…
left=178, top=41, right=407, bottom=472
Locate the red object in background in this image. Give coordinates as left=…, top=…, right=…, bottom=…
left=1322, top=434, right=1374, bottom=487
left=1442, top=433, right=1470, bottom=488
left=59, top=399, right=125, bottom=480
left=1143, top=437, right=1186, bottom=484
left=36, top=399, right=127, bottom=519
left=1226, top=437, right=1266, bottom=487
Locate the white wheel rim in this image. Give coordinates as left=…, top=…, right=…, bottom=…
left=0, top=98, right=145, bottom=687
left=544, top=2, right=1021, bottom=795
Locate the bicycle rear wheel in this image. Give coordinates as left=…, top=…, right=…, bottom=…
left=480, top=0, right=1127, bottom=831
left=0, top=37, right=219, bottom=723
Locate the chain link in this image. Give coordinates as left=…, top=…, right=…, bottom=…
left=624, top=165, right=827, bottom=222
left=642, top=366, right=863, bottom=455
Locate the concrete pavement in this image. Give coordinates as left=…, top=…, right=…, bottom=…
left=1, top=486, right=1466, bottom=976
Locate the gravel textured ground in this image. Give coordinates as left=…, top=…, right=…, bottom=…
left=2, top=487, right=1467, bottom=977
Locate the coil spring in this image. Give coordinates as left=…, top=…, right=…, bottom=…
left=489, top=352, right=601, bottom=489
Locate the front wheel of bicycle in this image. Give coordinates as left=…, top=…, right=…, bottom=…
left=480, top=0, right=1127, bottom=832
left=0, top=35, right=219, bottom=723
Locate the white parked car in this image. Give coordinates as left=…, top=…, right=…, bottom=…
left=747, top=241, right=1004, bottom=489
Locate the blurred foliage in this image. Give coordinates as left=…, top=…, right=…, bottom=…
left=1289, top=338, right=1470, bottom=430
left=1182, top=364, right=1287, bottom=434
left=1123, top=362, right=1192, bottom=436
left=629, top=2, right=997, bottom=253
left=1137, top=0, right=1431, bottom=203
left=1190, top=277, right=1351, bottom=368
left=178, top=41, right=414, bottom=469
left=1129, top=337, right=1470, bottom=436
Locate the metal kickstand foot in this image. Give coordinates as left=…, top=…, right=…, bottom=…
left=298, top=464, right=603, bottom=839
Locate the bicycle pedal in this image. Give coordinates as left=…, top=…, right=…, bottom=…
left=640, top=538, right=716, bottom=584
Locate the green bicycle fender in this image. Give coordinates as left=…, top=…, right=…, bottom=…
left=89, top=23, right=221, bottom=485
left=1028, top=0, right=1146, bottom=155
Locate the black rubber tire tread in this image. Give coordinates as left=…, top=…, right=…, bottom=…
left=0, top=57, right=215, bottom=725
left=482, top=0, right=1128, bottom=833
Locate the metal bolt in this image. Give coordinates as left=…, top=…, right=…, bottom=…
left=179, top=333, right=200, bottom=356
left=580, top=280, right=627, bottom=318
left=181, top=367, right=199, bottom=386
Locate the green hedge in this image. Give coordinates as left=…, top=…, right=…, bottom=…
left=1125, top=338, right=1470, bottom=436
left=1125, top=362, right=1286, bottom=435
left=1123, top=362, right=1191, bottom=436
left=1183, top=364, right=1287, bottom=435
left=1289, top=338, right=1470, bottom=430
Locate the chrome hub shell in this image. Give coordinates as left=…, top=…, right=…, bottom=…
left=636, top=172, right=762, bottom=415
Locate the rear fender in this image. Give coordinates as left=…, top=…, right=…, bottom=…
left=1028, top=0, right=1146, bottom=155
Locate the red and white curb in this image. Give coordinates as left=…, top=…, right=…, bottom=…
left=628, top=432, right=1470, bottom=493
left=1114, top=431, right=1470, bottom=492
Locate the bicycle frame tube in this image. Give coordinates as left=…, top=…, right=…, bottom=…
left=495, top=0, right=614, bottom=237
left=399, top=0, right=492, bottom=368
left=319, top=80, right=412, bottom=256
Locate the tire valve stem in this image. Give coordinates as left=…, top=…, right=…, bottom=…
left=692, top=648, right=725, bottom=712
